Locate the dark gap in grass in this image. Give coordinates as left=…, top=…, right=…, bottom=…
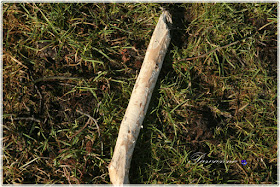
left=259, top=47, right=277, bottom=78
left=185, top=106, right=220, bottom=153
left=166, top=3, right=189, bottom=50
left=160, top=3, right=188, bottom=82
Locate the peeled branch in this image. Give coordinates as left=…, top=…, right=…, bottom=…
left=108, top=11, right=172, bottom=185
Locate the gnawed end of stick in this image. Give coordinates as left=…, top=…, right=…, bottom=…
left=162, top=10, right=172, bottom=28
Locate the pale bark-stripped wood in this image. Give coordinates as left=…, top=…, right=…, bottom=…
left=108, top=11, right=172, bottom=185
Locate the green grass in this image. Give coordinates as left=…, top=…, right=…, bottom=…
left=3, top=3, right=277, bottom=184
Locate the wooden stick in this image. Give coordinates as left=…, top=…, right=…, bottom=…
left=108, top=11, right=172, bottom=185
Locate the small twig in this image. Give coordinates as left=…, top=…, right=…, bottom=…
left=62, top=167, right=72, bottom=184
left=235, top=162, right=248, bottom=177
left=70, top=118, right=91, bottom=139
left=4, top=52, right=29, bottom=69
left=34, top=83, right=43, bottom=115
left=76, top=110, right=100, bottom=134
left=178, top=41, right=240, bottom=62
left=33, top=76, right=83, bottom=84
left=76, top=109, right=103, bottom=155
left=25, top=69, right=43, bottom=116
left=13, top=117, right=42, bottom=123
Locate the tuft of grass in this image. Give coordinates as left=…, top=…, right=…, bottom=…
left=3, top=3, right=277, bottom=184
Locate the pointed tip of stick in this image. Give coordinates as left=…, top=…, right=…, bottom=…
left=161, top=10, right=172, bottom=29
